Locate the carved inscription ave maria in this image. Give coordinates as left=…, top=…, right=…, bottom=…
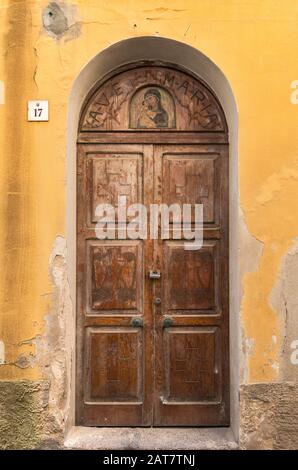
left=76, top=65, right=229, bottom=427
left=80, top=67, right=226, bottom=132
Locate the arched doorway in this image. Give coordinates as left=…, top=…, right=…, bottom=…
left=76, top=63, right=229, bottom=427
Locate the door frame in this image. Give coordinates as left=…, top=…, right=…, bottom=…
left=65, top=37, right=239, bottom=445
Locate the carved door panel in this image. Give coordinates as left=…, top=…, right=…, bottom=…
left=76, top=142, right=229, bottom=427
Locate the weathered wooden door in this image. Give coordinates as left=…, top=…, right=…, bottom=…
left=76, top=66, right=229, bottom=427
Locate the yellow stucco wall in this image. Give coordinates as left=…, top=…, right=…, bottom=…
left=0, top=0, right=298, bottom=383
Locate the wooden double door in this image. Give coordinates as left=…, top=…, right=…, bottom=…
left=76, top=140, right=229, bottom=427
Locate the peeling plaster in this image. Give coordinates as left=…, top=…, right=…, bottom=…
left=269, top=238, right=298, bottom=382
left=42, top=235, right=73, bottom=434
left=13, top=353, right=36, bottom=369
left=15, top=236, right=74, bottom=441
left=0, top=336, right=41, bottom=369
left=42, top=2, right=81, bottom=41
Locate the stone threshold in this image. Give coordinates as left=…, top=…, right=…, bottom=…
left=64, top=426, right=238, bottom=450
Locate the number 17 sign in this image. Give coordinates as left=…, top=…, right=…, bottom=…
left=27, top=100, right=49, bottom=121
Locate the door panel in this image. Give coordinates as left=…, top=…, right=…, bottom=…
left=76, top=142, right=229, bottom=427
left=86, top=152, right=143, bottom=227
left=163, top=153, right=219, bottom=224
left=87, top=240, right=143, bottom=314
left=86, top=327, right=143, bottom=402
left=163, top=241, right=218, bottom=313
left=163, top=327, right=220, bottom=402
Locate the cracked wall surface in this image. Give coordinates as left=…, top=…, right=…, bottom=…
left=0, top=0, right=298, bottom=449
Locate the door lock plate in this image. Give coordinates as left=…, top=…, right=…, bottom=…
left=149, top=270, right=161, bottom=279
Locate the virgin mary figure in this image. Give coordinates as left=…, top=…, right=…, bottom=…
left=137, top=88, right=169, bottom=128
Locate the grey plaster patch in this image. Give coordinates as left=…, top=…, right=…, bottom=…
left=43, top=236, right=73, bottom=435
left=269, top=238, right=298, bottom=382
left=42, top=2, right=81, bottom=40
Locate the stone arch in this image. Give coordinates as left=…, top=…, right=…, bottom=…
left=66, top=36, right=239, bottom=441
